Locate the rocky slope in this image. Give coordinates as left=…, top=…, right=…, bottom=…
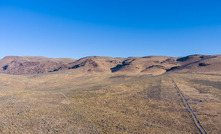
left=0, top=56, right=76, bottom=75
left=166, top=54, right=221, bottom=74
left=0, top=54, right=220, bottom=75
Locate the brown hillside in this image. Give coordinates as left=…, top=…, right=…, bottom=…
left=0, top=56, right=76, bottom=75
left=62, top=56, right=125, bottom=73
left=167, top=54, right=221, bottom=74
left=111, top=56, right=179, bottom=75
left=0, top=54, right=221, bottom=75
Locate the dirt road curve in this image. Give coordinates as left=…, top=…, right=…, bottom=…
left=169, top=77, right=207, bottom=134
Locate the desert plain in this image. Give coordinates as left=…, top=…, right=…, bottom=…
left=0, top=54, right=220, bottom=133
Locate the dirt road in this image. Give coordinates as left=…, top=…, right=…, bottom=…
left=169, top=77, right=207, bottom=134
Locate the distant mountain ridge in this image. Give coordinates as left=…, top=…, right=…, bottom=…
left=0, top=54, right=221, bottom=75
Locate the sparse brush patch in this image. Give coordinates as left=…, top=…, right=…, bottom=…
left=0, top=72, right=220, bottom=133
left=2, top=65, right=8, bottom=70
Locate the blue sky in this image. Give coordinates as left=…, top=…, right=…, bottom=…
left=0, top=0, right=221, bottom=59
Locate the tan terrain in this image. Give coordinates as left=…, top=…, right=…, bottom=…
left=0, top=54, right=220, bottom=133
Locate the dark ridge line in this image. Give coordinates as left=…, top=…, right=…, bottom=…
left=169, top=76, right=207, bottom=134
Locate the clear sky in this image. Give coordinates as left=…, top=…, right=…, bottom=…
left=1, top=0, right=221, bottom=59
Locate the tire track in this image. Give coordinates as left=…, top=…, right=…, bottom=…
left=169, top=76, right=207, bottom=134
left=54, top=92, right=72, bottom=104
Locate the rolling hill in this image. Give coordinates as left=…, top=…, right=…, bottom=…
left=1, top=54, right=221, bottom=75
left=0, top=54, right=220, bottom=133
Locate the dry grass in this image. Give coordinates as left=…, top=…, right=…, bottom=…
left=170, top=73, right=221, bottom=134
left=0, top=72, right=220, bottom=133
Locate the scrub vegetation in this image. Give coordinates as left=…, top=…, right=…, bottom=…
left=0, top=72, right=220, bottom=133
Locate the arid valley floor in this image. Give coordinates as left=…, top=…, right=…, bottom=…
left=0, top=55, right=221, bottom=133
